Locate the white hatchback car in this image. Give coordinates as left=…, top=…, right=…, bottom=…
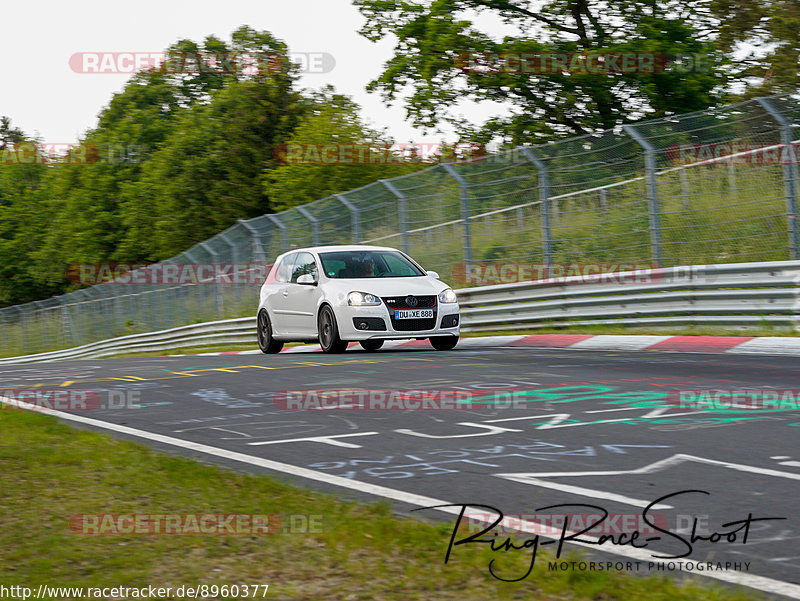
left=256, top=245, right=460, bottom=353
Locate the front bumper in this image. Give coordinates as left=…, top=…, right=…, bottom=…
left=333, top=301, right=460, bottom=340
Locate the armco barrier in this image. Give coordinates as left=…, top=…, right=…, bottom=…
left=0, top=260, right=798, bottom=364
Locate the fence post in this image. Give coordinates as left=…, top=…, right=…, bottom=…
left=266, top=214, right=289, bottom=252
left=520, top=148, right=553, bottom=270
left=14, top=306, right=27, bottom=352
left=623, top=124, right=663, bottom=266
left=335, top=193, right=361, bottom=243
left=379, top=179, right=409, bottom=253
left=599, top=188, right=608, bottom=220
left=296, top=206, right=320, bottom=246
left=237, top=218, right=267, bottom=263
left=755, top=97, right=800, bottom=260
left=183, top=249, right=204, bottom=325
left=218, top=231, right=242, bottom=305
left=199, top=242, right=223, bottom=316
left=0, top=308, right=8, bottom=354
left=441, top=164, right=473, bottom=267
left=680, top=168, right=690, bottom=209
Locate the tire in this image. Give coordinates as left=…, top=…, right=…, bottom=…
left=257, top=309, right=284, bottom=354
left=318, top=305, right=348, bottom=353
left=430, top=336, right=458, bottom=351
left=359, top=339, right=384, bottom=352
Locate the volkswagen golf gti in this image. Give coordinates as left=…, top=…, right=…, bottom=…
left=256, top=245, right=460, bottom=353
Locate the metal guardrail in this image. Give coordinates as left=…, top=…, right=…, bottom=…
left=0, top=318, right=256, bottom=365
left=0, top=260, right=798, bottom=364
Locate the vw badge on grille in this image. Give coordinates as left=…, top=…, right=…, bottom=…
left=406, top=295, right=418, bottom=307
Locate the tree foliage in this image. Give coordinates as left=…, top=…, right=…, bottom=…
left=352, top=0, right=757, bottom=144
left=0, top=27, right=431, bottom=306
left=263, top=87, right=425, bottom=211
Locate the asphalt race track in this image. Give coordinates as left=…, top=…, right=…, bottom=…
left=3, top=345, right=800, bottom=598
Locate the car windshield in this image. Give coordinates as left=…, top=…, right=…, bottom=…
left=319, top=250, right=425, bottom=279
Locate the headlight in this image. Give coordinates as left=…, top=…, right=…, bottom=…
left=438, top=288, right=458, bottom=303
left=348, top=291, right=381, bottom=306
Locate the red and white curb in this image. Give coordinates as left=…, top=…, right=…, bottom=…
left=171, top=334, right=800, bottom=357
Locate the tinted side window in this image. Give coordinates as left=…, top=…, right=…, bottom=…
left=276, top=254, right=297, bottom=283
left=291, top=252, right=318, bottom=283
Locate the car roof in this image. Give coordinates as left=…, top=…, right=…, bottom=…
left=276, top=245, right=402, bottom=258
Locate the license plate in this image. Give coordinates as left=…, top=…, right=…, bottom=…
left=395, top=309, right=434, bottom=319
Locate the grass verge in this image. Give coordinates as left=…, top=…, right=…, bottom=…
left=0, top=408, right=764, bottom=600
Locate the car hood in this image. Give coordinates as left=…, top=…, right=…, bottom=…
left=323, top=276, right=451, bottom=299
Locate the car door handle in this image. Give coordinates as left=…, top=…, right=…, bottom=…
left=282, top=290, right=289, bottom=297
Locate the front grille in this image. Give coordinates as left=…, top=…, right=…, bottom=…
left=382, top=295, right=436, bottom=309
left=389, top=316, right=437, bottom=331
left=383, top=295, right=438, bottom=331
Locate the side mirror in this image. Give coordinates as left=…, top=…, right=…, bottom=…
left=426, top=270, right=440, bottom=279
left=296, top=274, right=317, bottom=286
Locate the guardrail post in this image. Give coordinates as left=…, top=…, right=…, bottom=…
left=266, top=214, right=289, bottom=252
left=237, top=218, right=267, bottom=263
left=441, top=164, right=473, bottom=268
left=520, top=148, right=553, bottom=271
left=379, top=179, right=409, bottom=253
left=296, top=206, right=320, bottom=246
left=200, top=242, right=224, bottom=316
left=335, top=193, right=361, bottom=243
left=756, top=97, right=800, bottom=260
left=623, top=125, right=663, bottom=266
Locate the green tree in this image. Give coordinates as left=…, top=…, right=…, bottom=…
left=354, top=0, right=723, bottom=145
left=0, top=131, right=54, bottom=305
left=116, top=26, right=305, bottom=260
left=263, top=87, right=426, bottom=211
left=712, top=0, right=800, bottom=95
left=0, top=117, right=25, bottom=151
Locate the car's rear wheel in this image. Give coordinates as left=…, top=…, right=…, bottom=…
left=257, top=310, right=284, bottom=354
left=430, top=336, right=458, bottom=351
left=359, top=339, right=384, bottom=352
left=318, top=305, right=348, bottom=353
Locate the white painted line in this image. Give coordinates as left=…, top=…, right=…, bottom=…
left=495, top=475, right=673, bottom=510
left=570, top=335, right=672, bottom=351
left=247, top=432, right=379, bottom=448
left=3, top=396, right=799, bottom=599
left=497, top=453, right=800, bottom=482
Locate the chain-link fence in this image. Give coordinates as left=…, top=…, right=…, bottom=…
left=2, top=93, right=799, bottom=356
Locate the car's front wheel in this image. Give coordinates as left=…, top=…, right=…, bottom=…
left=430, top=336, right=458, bottom=351
left=257, top=310, right=284, bottom=354
left=359, top=340, right=384, bottom=352
left=318, top=305, right=348, bottom=353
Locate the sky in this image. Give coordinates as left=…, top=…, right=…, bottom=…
left=3, top=0, right=510, bottom=147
